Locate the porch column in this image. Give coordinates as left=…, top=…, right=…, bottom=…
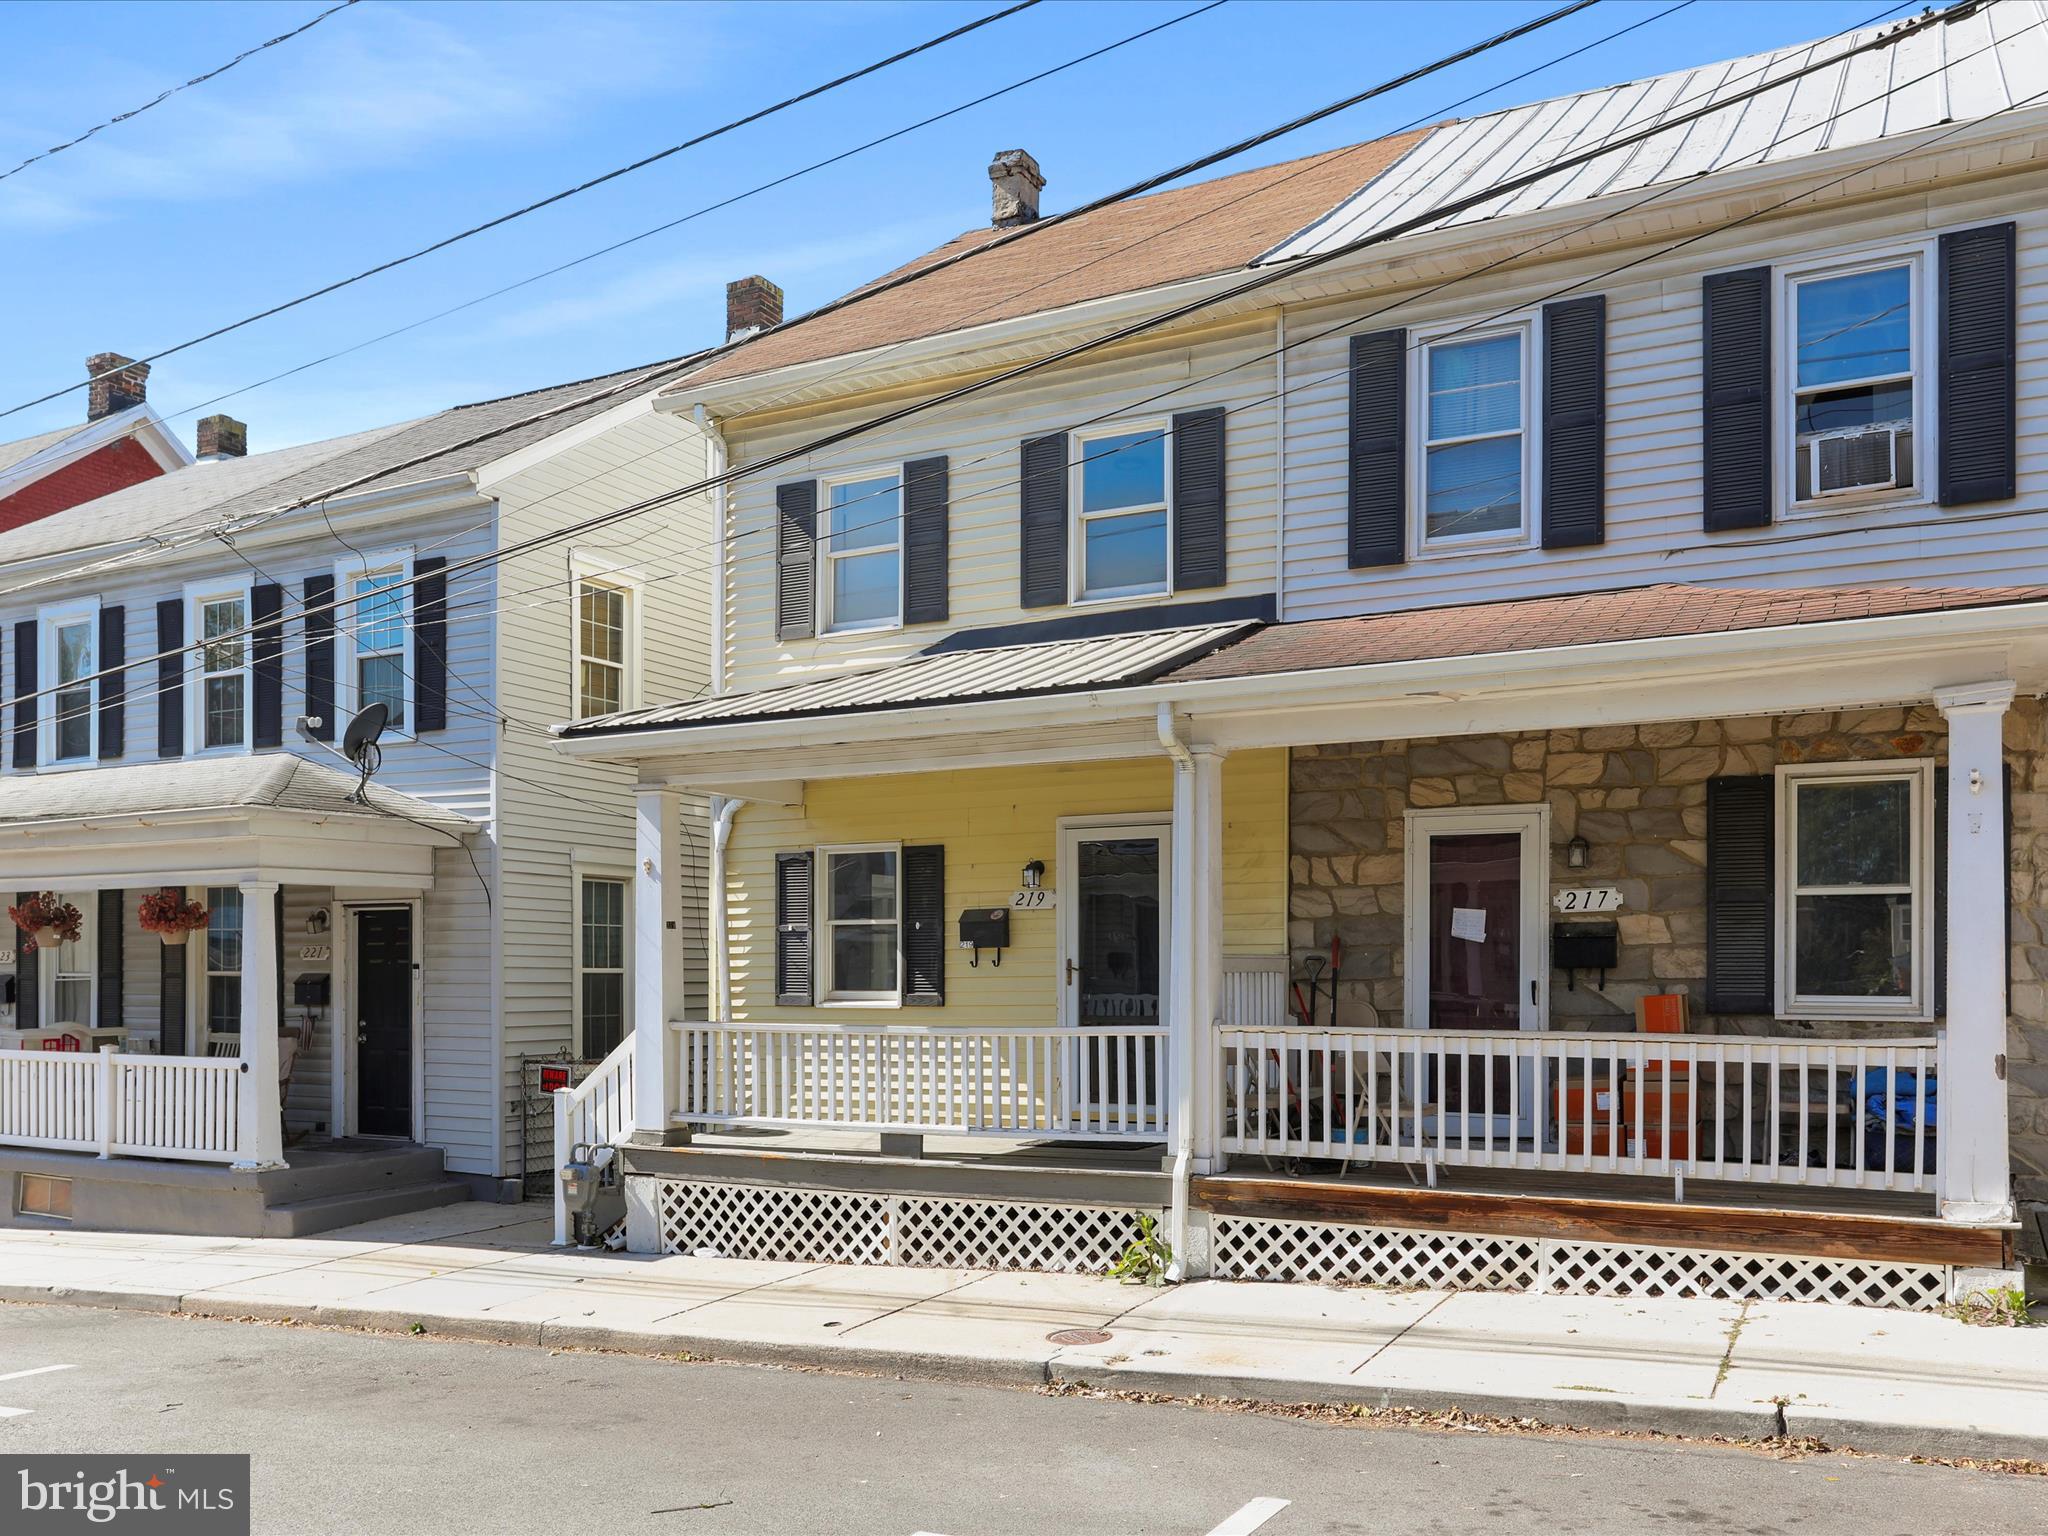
left=630, top=788, right=686, bottom=1146
left=231, top=879, right=285, bottom=1171
left=1169, top=743, right=1226, bottom=1172
left=1934, top=681, right=2016, bottom=1225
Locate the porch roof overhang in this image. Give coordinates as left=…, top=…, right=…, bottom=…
left=554, top=583, right=2048, bottom=794
left=0, top=755, right=475, bottom=891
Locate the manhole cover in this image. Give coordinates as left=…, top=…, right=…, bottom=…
left=1046, top=1328, right=1112, bottom=1346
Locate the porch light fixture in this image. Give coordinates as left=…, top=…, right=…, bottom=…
left=305, top=907, right=331, bottom=935
left=1021, top=859, right=1045, bottom=890
left=1566, top=836, right=1590, bottom=870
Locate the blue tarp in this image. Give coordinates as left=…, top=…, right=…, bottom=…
left=1857, top=1067, right=1936, bottom=1130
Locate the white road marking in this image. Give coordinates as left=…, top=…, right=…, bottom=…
left=0, top=1362, right=75, bottom=1419
left=1206, top=1497, right=1291, bottom=1536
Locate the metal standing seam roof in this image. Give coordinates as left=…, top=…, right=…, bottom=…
left=1258, top=2, right=2048, bottom=262
left=561, top=620, right=1258, bottom=736
left=0, top=754, right=473, bottom=833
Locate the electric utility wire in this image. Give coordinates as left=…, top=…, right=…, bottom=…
left=0, top=1, right=361, bottom=185
left=0, top=0, right=1964, bottom=710
left=0, top=1, right=1041, bottom=423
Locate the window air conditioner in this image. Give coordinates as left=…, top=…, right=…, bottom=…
left=1809, top=425, right=1902, bottom=497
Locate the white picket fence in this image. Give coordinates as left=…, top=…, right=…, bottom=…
left=1218, top=1026, right=1942, bottom=1195
left=672, top=1021, right=1171, bottom=1142
left=0, top=1047, right=243, bottom=1163
left=552, top=1036, right=637, bottom=1245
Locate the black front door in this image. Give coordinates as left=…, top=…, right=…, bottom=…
left=355, top=909, right=413, bottom=1138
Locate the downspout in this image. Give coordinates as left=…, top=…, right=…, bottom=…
left=1155, top=703, right=1194, bottom=1282
left=694, top=404, right=730, bottom=698
left=708, top=795, right=742, bottom=1020
left=1273, top=305, right=1287, bottom=620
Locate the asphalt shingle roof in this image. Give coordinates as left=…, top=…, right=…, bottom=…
left=0, top=753, right=472, bottom=832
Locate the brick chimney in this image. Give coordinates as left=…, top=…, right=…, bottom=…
left=989, top=149, right=1043, bottom=228
left=725, top=276, right=783, bottom=343
left=195, top=414, right=248, bottom=461
left=85, top=352, right=150, bottom=420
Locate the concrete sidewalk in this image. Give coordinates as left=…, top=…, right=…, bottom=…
left=3, top=1202, right=2044, bottom=1462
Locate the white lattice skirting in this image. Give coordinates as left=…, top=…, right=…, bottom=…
left=653, top=1180, right=1159, bottom=1274
left=1209, top=1216, right=1949, bottom=1310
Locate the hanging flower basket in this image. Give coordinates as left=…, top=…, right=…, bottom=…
left=137, top=889, right=210, bottom=947
left=8, top=892, right=82, bottom=954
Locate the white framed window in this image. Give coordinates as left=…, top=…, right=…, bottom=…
left=1416, top=321, right=1535, bottom=552
left=187, top=584, right=252, bottom=753
left=37, top=601, right=99, bottom=766
left=204, top=886, right=244, bottom=1038
left=336, top=552, right=412, bottom=734
left=1780, top=247, right=1927, bottom=509
left=1776, top=760, right=1933, bottom=1022
left=1071, top=422, right=1170, bottom=602
left=42, top=891, right=95, bottom=1028
left=574, top=873, right=629, bottom=1058
left=574, top=577, right=633, bottom=718
left=817, top=844, right=901, bottom=1004
left=820, top=470, right=903, bottom=633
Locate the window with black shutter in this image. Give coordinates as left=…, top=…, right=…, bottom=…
left=903, top=456, right=950, bottom=626
left=1702, top=267, right=1772, bottom=532
left=412, top=557, right=448, bottom=733
left=252, top=583, right=284, bottom=749
left=97, top=605, right=125, bottom=760
left=156, top=599, right=184, bottom=758
left=303, top=573, right=336, bottom=741
left=775, top=481, right=818, bottom=640
left=774, top=851, right=815, bottom=1006
left=1346, top=329, right=1406, bottom=567
left=12, top=620, right=36, bottom=769
left=1704, top=775, right=1774, bottom=1014
left=1171, top=407, right=1227, bottom=590
left=1938, top=221, right=2017, bottom=506
left=1018, top=434, right=1068, bottom=608
left=1541, top=297, right=1606, bottom=549
left=902, top=844, right=945, bottom=1007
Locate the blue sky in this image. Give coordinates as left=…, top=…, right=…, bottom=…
left=0, top=0, right=1898, bottom=450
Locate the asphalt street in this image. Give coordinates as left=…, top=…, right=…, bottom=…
left=0, top=1303, right=2040, bottom=1535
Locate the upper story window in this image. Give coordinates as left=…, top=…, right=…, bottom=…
left=40, top=604, right=97, bottom=765
left=1073, top=424, right=1169, bottom=601
left=577, top=580, right=628, bottom=717
left=337, top=555, right=411, bottom=733
left=192, top=589, right=250, bottom=752
left=821, top=472, right=902, bottom=632
left=1419, top=327, right=1530, bottom=550
left=1787, top=256, right=1920, bottom=505
left=1777, top=761, right=1931, bottom=1021
left=820, top=846, right=899, bottom=1004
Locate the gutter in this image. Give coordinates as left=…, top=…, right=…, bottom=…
left=708, top=796, right=741, bottom=1019
left=694, top=404, right=731, bottom=698
left=1155, top=704, right=1194, bottom=1284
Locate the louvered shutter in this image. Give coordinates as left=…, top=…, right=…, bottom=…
left=1171, top=406, right=1227, bottom=590
left=12, top=620, right=35, bottom=769
left=155, top=599, right=184, bottom=758
left=159, top=910, right=187, bottom=1055
left=1346, top=330, right=1406, bottom=568
left=1705, top=775, right=1774, bottom=1014
left=97, top=889, right=124, bottom=1031
left=304, top=573, right=336, bottom=742
left=903, top=844, right=946, bottom=1007
left=775, top=481, right=817, bottom=640
left=1019, top=434, right=1069, bottom=608
left=1541, top=296, right=1607, bottom=549
left=1701, top=267, right=1773, bottom=532
left=15, top=892, right=38, bottom=1032
left=1938, top=221, right=2017, bottom=507
left=903, top=457, right=950, bottom=625
left=97, top=604, right=125, bottom=760
left=252, top=583, right=284, bottom=748
left=414, top=556, right=449, bottom=732
left=774, top=852, right=815, bottom=1006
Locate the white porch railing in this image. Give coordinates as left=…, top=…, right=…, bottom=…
left=672, top=1021, right=1171, bottom=1142
left=0, top=1048, right=243, bottom=1164
left=553, top=1037, right=637, bottom=1246
left=1218, top=1027, right=1941, bottom=1196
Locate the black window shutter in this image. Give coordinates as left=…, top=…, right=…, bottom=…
left=1705, top=775, right=1775, bottom=1014
left=1938, top=221, right=2017, bottom=507
left=1171, top=407, right=1228, bottom=590
left=903, top=844, right=946, bottom=1007
left=304, top=573, right=336, bottom=742
left=903, top=456, right=950, bottom=625
left=97, top=889, right=124, bottom=1031
left=414, top=556, right=449, bottom=732
left=12, top=620, right=35, bottom=769
left=774, top=851, right=815, bottom=1006
left=97, top=604, right=126, bottom=760
left=775, top=481, right=817, bottom=640
left=1701, top=267, right=1773, bottom=532
left=251, top=583, right=284, bottom=749
left=159, top=906, right=187, bottom=1055
left=16, top=892, right=39, bottom=1031
left=274, top=885, right=286, bottom=1028
left=1019, top=433, right=1069, bottom=608
left=1541, top=296, right=1607, bottom=549
left=1346, top=329, right=1407, bottom=568
left=155, top=599, right=184, bottom=758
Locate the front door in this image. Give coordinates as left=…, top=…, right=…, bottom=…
left=1406, top=808, right=1545, bottom=1138
left=1059, top=822, right=1169, bottom=1131
left=354, top=908, right=414, bottom=1138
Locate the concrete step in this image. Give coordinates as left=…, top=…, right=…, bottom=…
left=260, top=1178, right=472, bottom=1239
left=256, top=1145, right=449, bottom=1204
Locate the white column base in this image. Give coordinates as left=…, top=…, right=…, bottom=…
left=1949, top=1264, right=2028, bottom=1305
left=1940, top=1197, right=2018, bottom=1226
left=624, top=1174, right=660, bottom=1255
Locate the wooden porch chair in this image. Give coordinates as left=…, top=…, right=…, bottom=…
left=1333, top=1044, right=1432, bottom=1182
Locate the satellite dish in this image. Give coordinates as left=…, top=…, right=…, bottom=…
left=341, top=703, right=389, bottom=803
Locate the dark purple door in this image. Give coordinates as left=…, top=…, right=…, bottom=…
left=1426, top=831, right=1523, bottom=1117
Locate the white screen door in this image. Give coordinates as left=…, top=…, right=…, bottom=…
left=1058, top=819, right=1169, bottom=1133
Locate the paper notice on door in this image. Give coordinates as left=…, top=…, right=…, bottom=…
left=1450, top=907, right=1488, bottom=944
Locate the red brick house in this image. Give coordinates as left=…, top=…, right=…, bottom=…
left=0, top=354, right=192, bottom=535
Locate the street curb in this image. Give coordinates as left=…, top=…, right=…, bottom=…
left=0, top=1282, right=182, bottom=1314
left=1783, top=1410, right=2048, bottom=1464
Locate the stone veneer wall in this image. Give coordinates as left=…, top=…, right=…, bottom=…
left=1286, top=701, right=2048, bottom=1253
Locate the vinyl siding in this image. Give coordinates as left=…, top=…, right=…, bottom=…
left=723, top=749, right=1288, bottom=1024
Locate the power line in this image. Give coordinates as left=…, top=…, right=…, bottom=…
left=0, top=0, right=1042, bottom=424
left=0, top=1, right=361, bottom=185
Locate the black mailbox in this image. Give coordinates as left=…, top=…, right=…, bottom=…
left=1552, top=921, right=1620, bottom=989
left=958, top=908, right=1010, bottom=951
left=293, top=973, right=332, bottom=1008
